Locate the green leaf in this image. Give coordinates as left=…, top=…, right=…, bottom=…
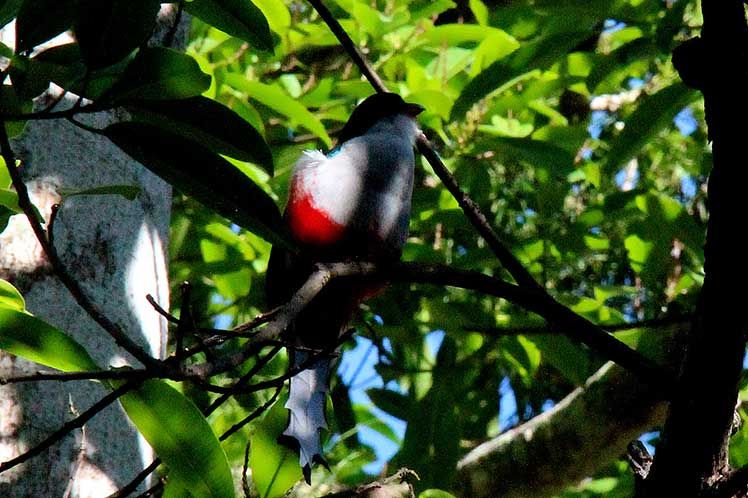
left=0, top=307, right=100, bottom=372
left=0, top=279, right=25, bottom=311
left=584, top=477, right=619, bottom=493
left=587, top=38, right=657, bottom=93
left=0, top=188, right=20, bottom=212
left=103, top=122, right=287, bottom=246
left=100, top=47, right=212, bottom=103
left=411, top=0, right=455, bottom=21
left=74, top=0, right=161, bottom=69
left=224, top=76, right=332, bottom=147
left=469, top=0, right=488, bottom=26
left=473, top=137, right=575, bottom=174
left=422, top=25, right=517, bottom=51
left=605, top=82, right=698, bottom=172
left=15, top=0, right=77, bottom=52
left=451, top=30, right=591, bottom=119
left=120, top=379, right=234, bottom=498
left=186, top=0, right=273, bottom=51
left=420, top=490, right=458, bottom=498
left=125, top=96, right=273, bottom=173
left=250, top=396, right=303, bottom=498
left=59, top=185, right=141, bottom=200
left=0, top=156, right=10, bottom=187
left=251, top=0, right=291, bottom=36
left=527, top=334, right=592, bottom=385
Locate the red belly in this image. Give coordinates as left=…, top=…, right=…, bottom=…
left=287, top=181, right=346, bottom=247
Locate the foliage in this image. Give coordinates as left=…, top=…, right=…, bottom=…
left=0, top=0, right=725, bottom=496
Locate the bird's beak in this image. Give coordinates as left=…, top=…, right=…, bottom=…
left=404, top=103, right=425, bottom=117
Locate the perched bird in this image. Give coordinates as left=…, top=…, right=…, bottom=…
left=266, top=93, right=423, bottom=482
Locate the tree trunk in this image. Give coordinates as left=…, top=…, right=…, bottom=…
left=0, top=8, right=183, bottom=496
left=640, top=0, right=748, bottom=495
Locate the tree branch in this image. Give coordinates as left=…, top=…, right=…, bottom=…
left=457, top=321, right=684, bottom=498
left=182, top=261, right=675, bottom=393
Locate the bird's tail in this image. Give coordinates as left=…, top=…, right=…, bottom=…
left=280, top=351, right=332, bottom=483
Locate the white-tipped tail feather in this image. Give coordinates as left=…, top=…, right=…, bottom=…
left=282, top=352, right=331, bottom=482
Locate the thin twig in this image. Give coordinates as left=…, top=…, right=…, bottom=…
left=0, top=368, right=147, bottom=385
left=416, top=135, right=543, bottom=291
left=306, top=0, right=387, bottom=92
left=466, top=315, right=692, bottom=336
left=219, top=386, right=282, bottom=441
left=106, top=459, right=161, bottom=498
left=0, top=102, right=110, bottom=122
left=0, top=123, right=160, bottom=369
left=0, top=381, right=140, bottom=473
left=146, top=294, right=179, bottom=324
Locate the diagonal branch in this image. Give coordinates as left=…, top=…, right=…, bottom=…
left=184, top=261, right=675, bottom=392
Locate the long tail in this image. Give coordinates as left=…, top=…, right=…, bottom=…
left=281, top=351, right=331, bottom=483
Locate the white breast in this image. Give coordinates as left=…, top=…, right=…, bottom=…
left=292, top=115, right=419, bottom=252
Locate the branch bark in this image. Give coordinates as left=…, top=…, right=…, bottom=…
left=457, top=323, right=685, bottom=498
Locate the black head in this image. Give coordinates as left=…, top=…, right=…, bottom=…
left=336, top=93, right=424, bottom=144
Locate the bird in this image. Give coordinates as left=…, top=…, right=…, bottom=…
left=265, top=92, right=424, bottom=482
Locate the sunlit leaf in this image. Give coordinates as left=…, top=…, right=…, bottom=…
left=0, top=307, right=99, bottom=372
left=224, top=76, right=332, bottom=147
left=250, top=395, right=303, bottom=498
left=0, top=279, right=25, bottom=311
left=451, top=31, right=591, bottom=119
left=120, top=379, right=234, bottom=498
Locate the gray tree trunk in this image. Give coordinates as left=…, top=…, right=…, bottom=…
left=0, top=8, right=183, bottom=497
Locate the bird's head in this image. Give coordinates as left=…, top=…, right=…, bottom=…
left=336, top=93, right=424, bottom=144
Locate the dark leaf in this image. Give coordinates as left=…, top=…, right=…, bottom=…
left=59, top=184, right=141, bottom=200
left=605, top=82, right=698, bottom=172
left=103, top=122, right=288, bottom=246
left=331, top=376, right=358, bottom=446
left=74, top=0, right=161, bottom=69
left=125, top=96, right=273, bottom=173
left=186, top=0, right=273, bottom=51
left=99, top=47, right=211, bottom=103
left=0, top=0, right=22, bottom=30
left=15, top=0, right=77, bottom=53
left=9, top=53, right=86, bottom=99
left=366, top=388, right=410, bottom=420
